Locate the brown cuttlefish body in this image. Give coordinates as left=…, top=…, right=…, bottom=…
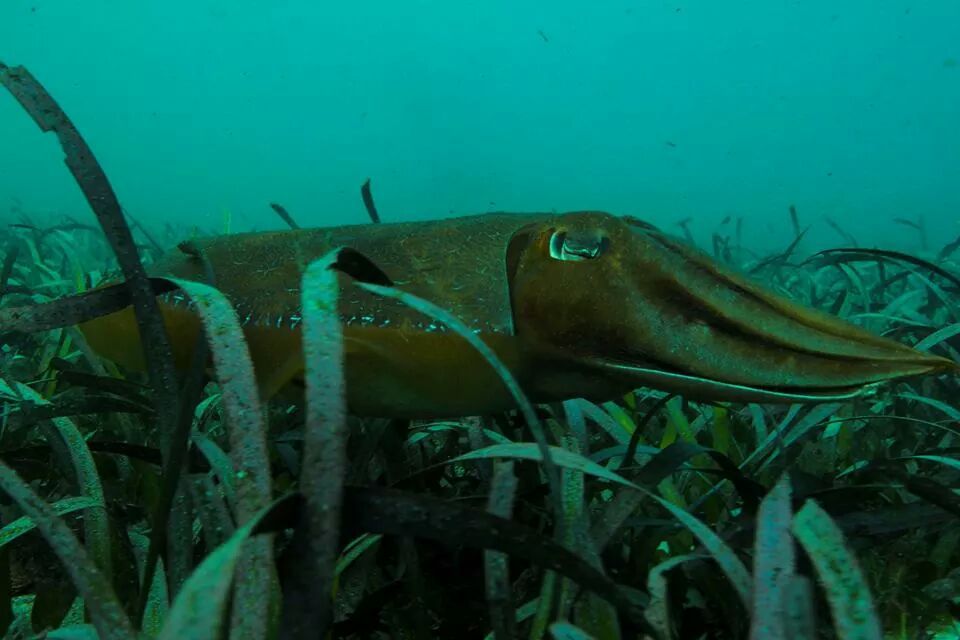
left=79, top=211, right=957, bottom=418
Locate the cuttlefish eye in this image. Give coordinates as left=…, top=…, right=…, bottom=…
left=548, top=230, right=611, bottom=262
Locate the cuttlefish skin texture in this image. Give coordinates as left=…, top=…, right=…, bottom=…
left=79, top=211, right=957, bottom=418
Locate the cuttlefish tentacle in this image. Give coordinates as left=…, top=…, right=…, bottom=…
left=79, top=211, right=956, bottom=418
left=645, top=230, right=922, bottom=360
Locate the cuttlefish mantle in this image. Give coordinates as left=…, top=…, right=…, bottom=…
left=78, top=211, right=957, bottom=418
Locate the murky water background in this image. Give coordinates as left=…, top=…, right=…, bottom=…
left=1, top=1, right=957, bottom=252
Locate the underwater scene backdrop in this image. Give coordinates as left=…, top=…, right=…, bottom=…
left=2, top=1, right=960, bottom=250
left=0, top=1, right=958, bottom=638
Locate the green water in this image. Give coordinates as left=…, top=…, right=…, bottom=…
left=1, top=1, right=958, bottom=252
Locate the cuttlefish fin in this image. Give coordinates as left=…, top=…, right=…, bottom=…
left=255, top=350, right=305, bottom=400
left=79, top=301, right=310, bottom=402
left=78, top=305, right=200, bottom=372
left=234, top=324, right=305, bottom=401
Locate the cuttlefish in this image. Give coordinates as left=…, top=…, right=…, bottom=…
left=78, top=211, right=956, bottom=418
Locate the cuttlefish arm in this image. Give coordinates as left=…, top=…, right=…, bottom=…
left=506, top=212, right=957, bottom=405
left=79, top=211, right=956, bottom=418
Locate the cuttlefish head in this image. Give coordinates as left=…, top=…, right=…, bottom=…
left=506, top=211, right=957, bottom=403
